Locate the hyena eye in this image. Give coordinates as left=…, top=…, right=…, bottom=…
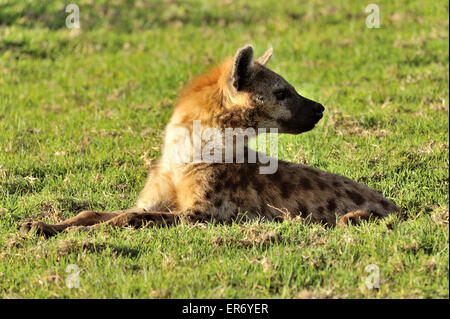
left=274, top=89, right=288, bottom=100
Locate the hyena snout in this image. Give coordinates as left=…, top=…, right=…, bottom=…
left=303, top=97, right=325, bottom=122
left=278, top=96, right=325, bottom=134
left=284, top=96, right=325, bottom=134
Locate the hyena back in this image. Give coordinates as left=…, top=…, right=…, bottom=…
left=21, top=45, right=399, bottom=237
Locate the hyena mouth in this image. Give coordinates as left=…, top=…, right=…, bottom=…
left=278, top=105, right=325, bottom=134
left=279, top=121, right=318, bottom=134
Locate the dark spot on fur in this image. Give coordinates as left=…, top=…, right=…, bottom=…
left=232, top=196, right=243, bottom=206
left=299, top=177, right=313, bottom=190
left=267, top=171, right=281, bottom=182
left=267, top=172, right=295, bottom=198
left=214, top=198, right=223, bottom=207
left=380, top=199, right=390, bottom=209
left=346, top=189, right=365, bottom=205
left=280, top=182, right=295, bottom=198
left=333, top=181, right=340, bottom=187
left=267, top=171, right=292, bottom=197
left=297, top=202, right=308, bottom=216
left=317, top=206, right=325, bottom=215
left=316, top=179, right=329, bottom=191
left=369, top=210, right=383, bottom=217
left=240, top=164, right=258, bottom=188
left=326, top=198, right=337, bottom=212
left=218, top=170, right=227, bottom=181
left=224, top=178, right=233, bottom=189
left=238, top=169, right=251, bottom=189
left=214, top=183, right=222, bottom=192
left=251, top=177, right=265, bottom=193
left=205, top=191, right=212, bottom=200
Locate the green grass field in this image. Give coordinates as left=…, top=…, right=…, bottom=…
left=0, top=0, right=448, bottom=298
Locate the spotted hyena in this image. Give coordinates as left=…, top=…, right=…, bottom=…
left=20, top=45, right=399, bottom=237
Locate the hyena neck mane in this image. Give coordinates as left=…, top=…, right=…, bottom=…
left=161, top=47, right=270, bottom=164
left=168, top=59, right=254, bottom=133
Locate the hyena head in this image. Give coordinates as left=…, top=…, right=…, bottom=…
left=225, top=44, right=325, bottom=134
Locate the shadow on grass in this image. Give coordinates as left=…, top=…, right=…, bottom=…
left=57, top=239, right=140, bottom=258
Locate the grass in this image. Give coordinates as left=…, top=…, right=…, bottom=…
left=0, top=0, right=448, bottom=298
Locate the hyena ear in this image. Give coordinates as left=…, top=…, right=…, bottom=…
left=230, top=44, right=254, bottom=91
left=255, top=46, right=273, bottom=66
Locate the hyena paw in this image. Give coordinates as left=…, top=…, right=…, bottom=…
left=337, top=210, right=372, bottom=227
left=19, top=221, right=58, bottom=237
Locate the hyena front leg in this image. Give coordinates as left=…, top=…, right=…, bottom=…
left=88, top=211, right=180, bottom=229
left=19, top=208, right=142, bottom=237
left=74, top=209, right=211, bottom=231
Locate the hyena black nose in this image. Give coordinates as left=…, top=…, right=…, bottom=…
left=316, top=103, right=325, bottom=113
left=314, top=103, right=325, bottom=120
